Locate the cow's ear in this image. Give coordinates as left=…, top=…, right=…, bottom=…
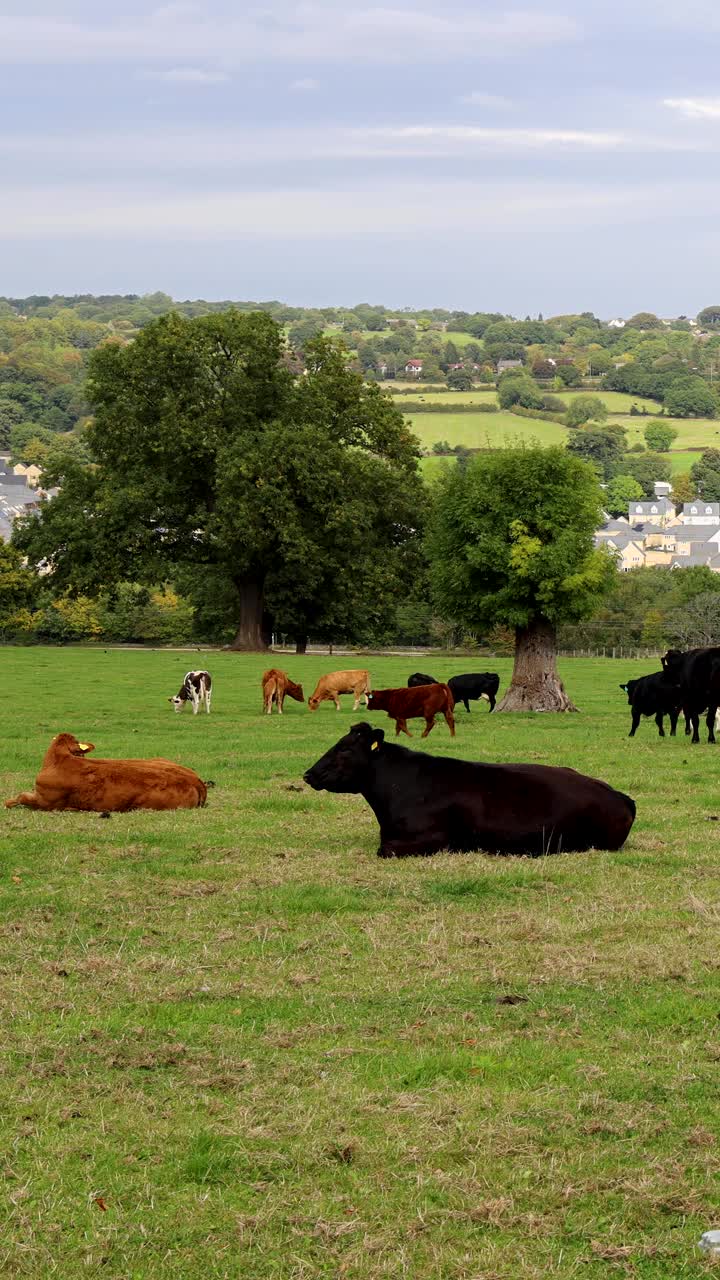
left=619, top=684, right=627, bottom=691
left=370, top=729, right=385, bottom=751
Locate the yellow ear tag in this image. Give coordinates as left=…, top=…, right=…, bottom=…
left=371, top=741, right=379, bottom=751
left=78, top=743, right=92, bottom=752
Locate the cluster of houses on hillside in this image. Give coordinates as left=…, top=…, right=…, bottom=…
left=596, top=482, right=720, bottom=571
left=402, top=356, right=522, bottom=377
left=0, top=456, right=44, bottom=543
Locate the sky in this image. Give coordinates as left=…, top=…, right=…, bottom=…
left=3, top=0, right=720, bottom=314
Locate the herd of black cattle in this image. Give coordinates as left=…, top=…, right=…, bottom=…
left=622, top=646, right=720, bottom=743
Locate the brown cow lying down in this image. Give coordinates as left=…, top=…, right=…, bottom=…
left=5, top=733, right=208, bottom=813
left=261, top=668, right=304, bottom=715
left=367, top=683, right=455, bottom=738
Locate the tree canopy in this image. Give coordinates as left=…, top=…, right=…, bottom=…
left=427, top=444, right=616, bottom=710
left=13, top=312, right=425, bottom=649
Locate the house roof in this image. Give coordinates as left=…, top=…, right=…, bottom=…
left=405, top=358, right=423, bottom=367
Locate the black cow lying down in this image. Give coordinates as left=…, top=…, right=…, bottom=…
left=303, top=722, right=636, bottom=858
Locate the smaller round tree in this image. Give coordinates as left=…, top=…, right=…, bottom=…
left=605, top=474, right=644, bottom=516
left=566, top=395, right=608, bottom=427
left=643, top=420, right=678, bottom=452
left=427, top=444, right=617, bottom=712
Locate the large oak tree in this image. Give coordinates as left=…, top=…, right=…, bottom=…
left=13, top=311, right=424, bottom=650
left=427, top=444, right=616, bottom=711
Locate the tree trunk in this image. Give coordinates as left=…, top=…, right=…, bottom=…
left=295, top=636, right=308, bottom=655
left=229, top=578, right=271, bottom=651
left=496, top=618, right=578, bottom=712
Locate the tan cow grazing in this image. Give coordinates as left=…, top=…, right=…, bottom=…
left=367, top=683, right=456, bottom=738
left=5, top=733, right=208, bottom=813
left=308, top=669, right=371, bottom=712
left=261, top=668, right=304, bottom=715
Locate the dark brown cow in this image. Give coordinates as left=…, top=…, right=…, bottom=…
left=367, top=683, right=455, bottom=738
left=5, top=734, right=208, bottom=813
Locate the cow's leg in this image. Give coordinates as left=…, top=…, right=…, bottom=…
left=487, top=693, right=496, bottom=712
left=655, top=711, right=665, bottom=737
left=708, top=706, right=717, bottom=744
left=463, top=698, right=470, bottom=713
left=205, top=688, right=212, bottom=714
left=5, top=791, right=43, bottom=809
left=629, top=709, right=641, bottom=737
left=192, top=692, right=200, bottom=715
left=691, top=712, right=700, bottom=744
left=334, top=694, right=341, bottom=711
left=396, top=718, right=412, bottom=738
left=421, top=715, right=437, bottom=738
left=444, top=708, right=456, bottom=737
left=669, top=708, right=679, bottom=737
left=352, top=692, right=360, bottom=710
left=685, top=710, right=692, bottom=736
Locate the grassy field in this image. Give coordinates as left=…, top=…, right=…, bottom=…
left=405, top=411, right=568, bottom=451
left=390, top=389, right=498, bottom=405
left=4, top=647, right=720, bottom=1278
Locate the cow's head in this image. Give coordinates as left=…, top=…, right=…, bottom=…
left=287, top=680, right=304, bottom=703
left=169, top=690, right=188, bottom=713
left=662, top=648, right=683, bottom=673
left=303, top=723, right=385, bottom=793
left=52, top=733, right=95, bottom=757
left=307, top=694, right=320, bottom=712
left=619, top=680, right=636, bottom=703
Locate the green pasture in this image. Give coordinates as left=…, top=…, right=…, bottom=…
left=3, top=647, right=720, bottom=1277
left=405, top=410, right=568, bottom=451
left=390, top=388, right=498, bottom=405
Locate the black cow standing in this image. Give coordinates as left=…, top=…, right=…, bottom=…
left=620, top=671, right=684, bottom=738
left=448, top=672, right=500, bottom=713
left=304, top=722, right=636, bottom=858
left=407, top=671, right=500, bottom=712
left=662, top=647, right=720, bottom=743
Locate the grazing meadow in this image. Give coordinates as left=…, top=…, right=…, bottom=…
left=3, top=647, right=720, bottom=1278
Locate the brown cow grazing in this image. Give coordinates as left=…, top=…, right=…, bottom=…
left=308, top=669, right=371, bottom=712
left=367, top=684, right=455, bottom=738
left=262, top=668, right=304, bottom=715
left=5, top=733, right=207, bottom=813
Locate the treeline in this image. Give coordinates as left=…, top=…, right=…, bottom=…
left=559, top=566, right=720, bottom=652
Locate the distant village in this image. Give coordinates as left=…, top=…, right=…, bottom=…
left=595, top=482, right=720, bottom=571
left=0, top=456, right=44, bottom=543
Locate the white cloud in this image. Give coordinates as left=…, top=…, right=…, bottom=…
left=0, top=179, right=700, bottom=241
left=350, top=124, right=628, bottom=152
left=663, top=96, right=720, bottom=119
left=290, top=77, right=320, bottom=91
left=0, top=6, right=581, bottom=65
left=0, top=123, right=650, bottom=176
left=144, top=67, right=229, bottom=83
left=459, top=91, right=514, bottom=108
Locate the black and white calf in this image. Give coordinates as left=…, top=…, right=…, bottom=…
left=169, top=670, right=212, bottom=715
